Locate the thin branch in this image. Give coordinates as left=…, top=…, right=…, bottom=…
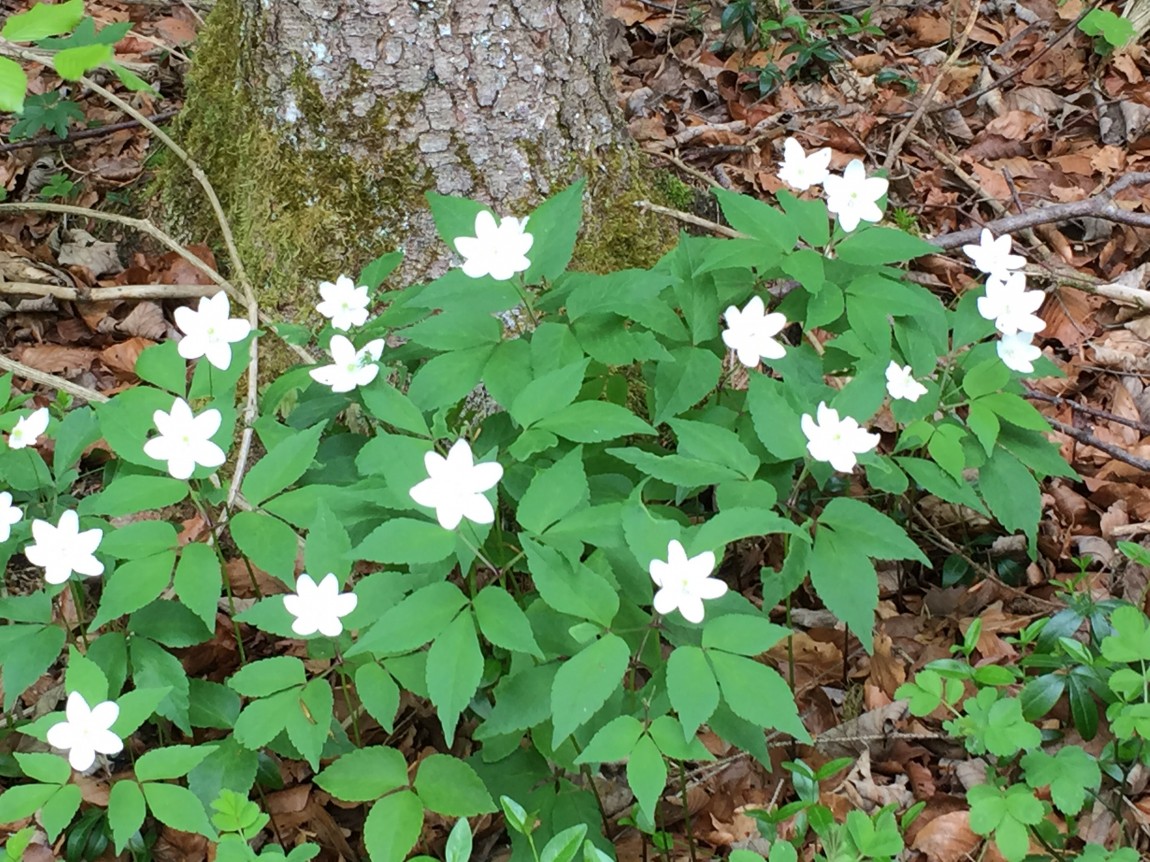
left=882, top=0, right=980, bottom=172
left=0, top=110, right=179, bottom=155
left=0, top=282, right=220, bottom=301
left=1025, top=389, right=1150, bottom=435
left=1048, top=418, right=1150, bottom=472
left=0, top=355, right=108, bottom=403
left=633, top=200, right=743, bottom=237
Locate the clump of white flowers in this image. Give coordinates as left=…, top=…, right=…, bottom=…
left=964, top=229, right=1045, bottom=374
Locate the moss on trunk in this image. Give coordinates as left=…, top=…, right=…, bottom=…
left=161, top=0, right=680, bottom=342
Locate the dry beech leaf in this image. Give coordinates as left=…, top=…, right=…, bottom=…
left=911, top=811, right=982, bottom=862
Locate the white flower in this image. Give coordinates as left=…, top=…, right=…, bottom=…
left=143, top=398, right=227, bottom=480
left=454, top=211, right=533, bottom=281
left=777, top=137, right=832, bottom=191
left=283, top=573, right=358, bottom=637
left=409, top=439, right=503, bottom=530
left=316, top=275, right=371, bottom=331
left=649, top=539, right=727, bottom=624
left=309, top=335, right=385, bottom=393
left=0, top=492, right=22, bottom=542
left=823, top=159, right=888, bottom=233
left=174, top=291, right=252, bottom=370
left=46, top=692, right=123, bottom=772
left=885, top=361, right=928, bottom=403
left=977, top=271, right=1045, bottom=336
left=26, top=510, right=103, bottom=585
left=962, top=229, right=1025, bottom=278
left=801, top=401, right=880, bottom=472
left=722, top=296, right=787, bottom=367
left=997, top=332, right=1042, bottom=374
left=9, top=406, right=49, bottom=450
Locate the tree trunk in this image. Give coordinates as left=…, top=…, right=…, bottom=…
left=164, top=0, right=675, bottom=318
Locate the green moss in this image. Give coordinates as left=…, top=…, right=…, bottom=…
left=162, top=0, right=681, bottom=376
left=653, top=171, right=695, bottom=212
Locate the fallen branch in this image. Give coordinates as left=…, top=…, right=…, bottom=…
left=0, top=282, right=220, bottom=301
left=1025, top=389, right=1150, bottom=435
left=0, top=110, right=179, bottom=155
left=0, top=355, right=108, bottom=404
left=1048, top=417, right=1150, bottom=472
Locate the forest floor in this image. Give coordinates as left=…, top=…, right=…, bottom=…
left=2, top=0, right=1150, bottom=860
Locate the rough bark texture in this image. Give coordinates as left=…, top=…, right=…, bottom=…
left=163, top=0, right=677, bottom=325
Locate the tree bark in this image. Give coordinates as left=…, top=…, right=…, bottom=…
left=164, top=0, right=673, bottom=314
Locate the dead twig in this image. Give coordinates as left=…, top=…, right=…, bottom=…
left=0, top=282, right=220, bottom=301
left=1025, top=389, right=1150, bottom=436
left=1048, top=418, right=1150, bottom=472
left=0, top=110, right=179, bottom=155
left=634, top=200, right=743, bottom=238
left=0, top=355, right=108, bottom=404
left=882, top=0, right=980, bottom=172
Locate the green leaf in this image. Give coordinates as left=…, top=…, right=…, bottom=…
left=896, top=456, right=987, bottom=514
left=242, top=423, right=324, bottom=506
left=702, top=615, right=790, bottom=656
left=81, top=475, right=188, bottom=517
left=356, top=517, right=456, bottom=564
left=142, top=782, right=215, bottom=838
left=173, top=541, right=222, bottom=629
left=228, top=657, right=306, bottom=698
left=836, top=227, right=935, bottom=264
left=511, top=360, right=589, bottom=430
left=14, top=752, right=70, bottom=784
left=709, top=651, right=809, bottom=741
left=355, top=663, right=400, bottom=733
left=402, top=311, right=502, bottom=351
left=667, top=645, right=719, bottom=739
left=0, top=783, right=58, bottom=824
left=817, top=497, right=929, bottom=562
left=39, top=784, right=80, bottom=841
left=426, top=611, right=484, bottom=743
left=541, top=825, right=588, bottom=862
left=364, top=790, right=424, bottom=862
left=413, top=754, right=496, bottom=816
left=522, top=537, right=619, bottom=627
left=65, top=645, right=108, bottom=704
left=780, top=247, right=826, bottom=294
left=284, top=678, right=334, bottom=770
left=0, top=57, right=28, bottom=113
left=966, top=401, right=999, bottom=456
left=689, top=507, right=794, bottom=554
left=1020, top=746, right=1100, bottom=815
left=90, top=552, right=175, bottom=629
left=112, top=686, right=172, bottom=737
left=446, top=816, right=473, bottom=862
left=135, top=745, right=217, bottom=782
left=533, top=400, right=655, bottom=442
left=315, top=746, right=409, bottom=802
left=712, top=188, right=798, bottom=250
left=776, top=190, right=829, bottom=247
left=976, top=393, right=1050, bottom=431
left=101, top=521, right=177, bottom=560
left=646, top=715, right=714, bottom=761
left=967, top=783, right=1044, bottom=862
left=52, top=42, right=113, bottom=79
left=573, top=715, right=645, bottom=764
left=233, top=689, right=296, bottom=750
left=517, top=446, right=588, bottom=534
left=809, top=528, right=877, bottom=653
left=360, top=381, right=430, bottom=436
left=2, top=624, right=65, bottom=710
left=133, top=341, right=186, bottom=395
left=963, top=359, right=1011, bottom=400
left=228, top=511, right=298, bottom=582
left=626, top=733, right=666, bottom=820
left=107, top=779, right=146, bottom=853
left=407, top=345, right=496, bottom=411
left=551, top=633, right=630, bottom=746
left=304, top=503, right=352, bottom=582
left=187, top=680, right=241, bottom=730
left=653, top=347, right=722, bottom=425
left=524, top=179, right=584, bottom=283
left=669, top=418, right=758, bottom=479
left=979, top=449, right=1039, bottom=547
left=745, top=375, right=809, bottom=460
left=2, top=0, right=84, bottom=41
left=346, top=581, right=467, bottom=657
left=473, top=586, right=542, bottom=657
left=608, top=447, right=741, bottom=487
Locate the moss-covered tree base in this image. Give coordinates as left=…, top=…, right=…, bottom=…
left=159, top=0, right=682, bottom=355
